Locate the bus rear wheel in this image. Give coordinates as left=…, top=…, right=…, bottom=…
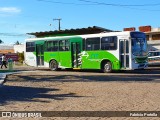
left=102, top=61, right=112, bottom=73
left=49, top=60, right=58, bottom=71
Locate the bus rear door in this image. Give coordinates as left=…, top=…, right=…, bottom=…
left=35, top=41, right=44, bottom=66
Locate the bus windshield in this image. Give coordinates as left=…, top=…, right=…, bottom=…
left=132, top=38, right=147, bottom=56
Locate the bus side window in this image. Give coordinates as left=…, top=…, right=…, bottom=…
left=59, top=40, right=69, bottom=51
left=52, top=41, right=59, bottom=51
left=65, top=40, right=70, bottom=51
left=86, top=37, right=100, bottom=51
left=26, top=42, right=35, bottom=52
left=47, top=41, right=52, bottom=51
left=101, top=36, right=117, bottom=50
left=59, top=40, right=64, bottom=51
left=82, top=39, right=86, bottom=50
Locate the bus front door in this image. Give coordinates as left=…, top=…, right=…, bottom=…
left=36, top=44, right=44, bottom=66
left=71, top=42, right=81, bottom=68
left=120, top=39, right=129, bottom=69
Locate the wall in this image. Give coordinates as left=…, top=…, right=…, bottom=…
left=0, top=49, right=14, bottom=53
left=14, top=44, right=25, bottom=53
left=147, top=40, right=160, bottom=51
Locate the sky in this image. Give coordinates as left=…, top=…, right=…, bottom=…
left=0, top=0, right=160, bottom=44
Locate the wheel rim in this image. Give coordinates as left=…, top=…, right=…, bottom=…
left=104, top=63, right=111, bottom=72
left=50, top=61, right=57, bottom=70
left=104, top=63, right=110, bottom=71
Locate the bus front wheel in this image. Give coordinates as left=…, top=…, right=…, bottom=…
left=49, top=60, right=58, bottom=71
left=102, top=61, right=112, bottom=73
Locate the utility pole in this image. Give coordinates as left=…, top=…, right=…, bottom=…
left=53, top=18, right=62, bottom=31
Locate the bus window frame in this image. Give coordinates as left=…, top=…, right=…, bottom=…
left=26, top=42, right=35, bottom=52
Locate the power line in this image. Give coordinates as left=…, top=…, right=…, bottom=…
left=79, top=0, right=160, bottom=7
left=37, top=0, right=96, bottom=5
left=118, top=6, right=160, bottom=12
left=37, top=0, right=160, bottom=7
left=78, top=0, right=160, bottom=11
left=36, top=0, right=160, bottom=11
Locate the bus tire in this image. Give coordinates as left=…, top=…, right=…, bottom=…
left=49, top=60, right=58, bottom=71
left=102, top=61, right=112, bottom=73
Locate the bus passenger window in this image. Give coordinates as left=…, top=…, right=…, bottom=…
left=26, top=42, right=35, bottom=52
left=86, top=45, right=92, bottom=50
left=82, top=39, right=86, bottom=50
left=86, top=37, right=100, bottom=51
left=52, top=41, right=58, bottom=51
left=101, top=36, right=117, bottom=50
left=59, top=40, right=70, bottom=51
left=65, top=40, right=70, bottom=51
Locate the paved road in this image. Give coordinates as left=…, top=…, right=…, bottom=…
left=0, top=66, right=160, bottom=119
left=0, top=66, right=159, bottom=86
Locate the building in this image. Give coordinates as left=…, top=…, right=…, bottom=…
left=145, top=27, right=160, bottom=51
left=0, top=44, right=19, bottom=63
left=124, top=25, right=160, bottom=51
left=0, top=44, right=25, bottom=53
left=14, top=44, right=25, bottom=53
left=0, top=44, right=14, bottom=53
left=28, top=26, right=114, bottom=38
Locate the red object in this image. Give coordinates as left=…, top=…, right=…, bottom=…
left=139, top=26, right=151, bottom=32
left=123, top=27, right=136, bottom=31
left=0, top=53, right=19, bottom=61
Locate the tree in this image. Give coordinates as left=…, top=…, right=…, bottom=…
left=14, top=41, right=21, bottom=45
left=18, top=52, right=24, bottom=63
left=0, top=39, right=4, bottom=44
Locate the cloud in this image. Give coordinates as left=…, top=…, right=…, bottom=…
left=0, top=7, right=21, bottom=13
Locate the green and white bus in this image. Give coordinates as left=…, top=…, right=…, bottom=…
left=25, top=31, right=148, bottom=73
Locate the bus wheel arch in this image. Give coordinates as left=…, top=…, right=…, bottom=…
left=101, top=60, right=112, bottom=73
left=49, top=59, right=59, bottom=71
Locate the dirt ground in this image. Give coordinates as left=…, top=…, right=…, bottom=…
left=0, top=66, right=160, bottom=120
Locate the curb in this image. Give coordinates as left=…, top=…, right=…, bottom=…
left=0, top=74, right=7, bottom=87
